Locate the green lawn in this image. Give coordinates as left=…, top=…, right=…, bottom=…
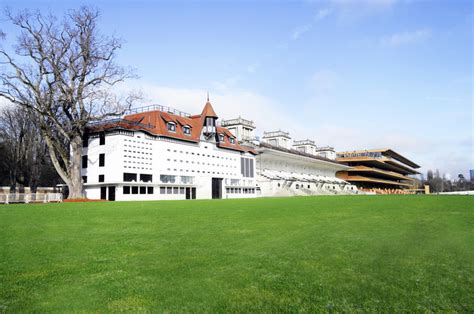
left=0, top=195, right=473, bottom=312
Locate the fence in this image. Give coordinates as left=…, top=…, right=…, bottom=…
left=0, top=193, right=63, bottom=204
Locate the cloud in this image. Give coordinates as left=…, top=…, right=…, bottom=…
left=381, top=28, right=432, bottom=46
left=291, top=8, right=331, bottom=40
left=329, top=0, right=398, bottom=24
left=314, top=8, right=332, bottom=21
left=309, top=69, right=339, bottom=95
left=292, top=24, right=313, bottom=40
left=118, top=81, right=295, bottom=137
left=246, top=63, right=260, bottom=74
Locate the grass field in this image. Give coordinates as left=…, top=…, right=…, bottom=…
left=0, top=195, right=473, bottom=312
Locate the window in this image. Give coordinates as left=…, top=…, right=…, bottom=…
left=240, top=157, right=254, bottom=178
left=296, top=184, right=299, bottom=189
left=219, top=134, right=225, bottom=142
left=99, top=154, right=105, bottom=167
left=140, top=187, right=146, bottom=194
left=98, top=175, right=104, bottom=182
left=167, top=187, right=172, bottom=194
left=183, top=126, right=191, bottom=135
left=132, top=186, right=139, bottom=194
left=123, top=186, right=130, bottom=194
left=99, top=133, right=105, bottom=145
left=82, top=176, right=87, bottom=183
left=123, top=173, right=137, bottom=182
left=229, top=137, right=235, bottom=144
left=205, top=117, right=216, bottom=127
left=180, top=187, right=185, bottom=194
left=160, top=187, right=166, bottom=194
left=173, top=187, right=179, bottom=194
left=147, top=187, right=154, bottom=194
left=180, top=176, right=194, bottom=184
left=82, top=155, right=88, bottom=168
left=140, top=174, right=153, bottom=182
left=167, top=122, right=176, bottom=132
left=82, top=135, right=89, bottom=148
left=160, top=175, right=176, bottom=183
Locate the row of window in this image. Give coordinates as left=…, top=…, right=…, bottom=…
left=82, top=133, right=106, bottom=148
left=123, top=186, right=154, bottom=195
left=165, top=168, right=237, bottom=176
left=167, top=122, right=191, bottom=135
left=82, top=175, right=104, bottom=183
left=166, top=158, right=237, bottom=168
left=82, top=154, right=104, bottom=168
left=123, top=173, right=152, bottom=182
left=166, top=148, right=238, bottom=161
left=226, top=188, right=256, bottom=194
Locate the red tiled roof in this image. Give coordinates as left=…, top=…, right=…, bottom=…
left=87, top=101, right=256, bottom=155
left=201, top=101, right=218, bottom=118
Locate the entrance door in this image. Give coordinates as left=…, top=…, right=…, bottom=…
left=191, top=187, right=196, bottom=199
left=185, top=187, right=191, bottom=200
left=100, top=186, right=107, bottom=200
left=211, top=178, right=223, bottom=199
left=108, top=186, right=116, bottom=201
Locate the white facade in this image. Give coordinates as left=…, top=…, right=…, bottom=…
left=221, top=117, right=256, bottom=144
left=262, top=130, right=292, bottom=149
left=256, top=146, right=358, bottom=197
left=81, top=130, right=257, bottom=201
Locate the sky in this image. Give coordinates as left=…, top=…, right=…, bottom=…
left=0, top=0, right=472, bottom=179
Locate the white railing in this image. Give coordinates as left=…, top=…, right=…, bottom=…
left=0, top=193, right=63, bottom=204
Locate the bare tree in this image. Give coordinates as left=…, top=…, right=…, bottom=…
left=0, top=7, right=139, bottom=198
left=0, top=105, right=54, bottom=192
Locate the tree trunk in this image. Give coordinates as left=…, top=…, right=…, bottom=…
left=68, top=136, right=85, bottom=199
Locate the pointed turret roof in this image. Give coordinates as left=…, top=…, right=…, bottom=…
left=201, top=100, right=218, bottom=118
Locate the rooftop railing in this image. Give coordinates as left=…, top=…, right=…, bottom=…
left=263, top=130, right=291, bottom=138
left=88, top=118, right=155, bottom=129
left=315, top=146, right=334, bottom=152
left=126, top=104, right=191, bottom=117
left=293, top=139, right=315, bottom=146
left=337, top=151, right=383, bottom=159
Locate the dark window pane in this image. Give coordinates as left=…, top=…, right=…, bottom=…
left=123, top=186, right=130, bottom=194
left=99, top=154, right=105, bottom=167
left=99, top=133, right=105, bottom=145
left=82, top=176, right=87, bottom=183
left=140, top=186, right=146, bottom=194
left=140, top=174, right=152, bottom=182
left=98, top=175, right=104, bottom=182
left=147, top=187, right=154, bottom=194
left=82, top=155, right=88, bottom=168
left=132, top=186, right=138, bottom=194
left=160, top=187, right=166, bottom=194
left=123, top=173, right=137, bottom=182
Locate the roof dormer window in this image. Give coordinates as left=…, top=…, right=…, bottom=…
left=219, top=134, right=225, bottom=142
left=229, top=137, right=235, bottom=144
left=167, top=122, right=176, bottom=132
left=183, top=125, right=191, bottom=135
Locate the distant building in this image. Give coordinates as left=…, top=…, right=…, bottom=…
left=470, top=169, right=474, bottom=182
left=336, top=149, right=420, bottom=192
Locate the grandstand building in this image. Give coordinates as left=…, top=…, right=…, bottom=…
left=336, top=149, right=420, bottom=193
left=221, top=120, right=358, bottom=196
left=81, top=100, right=257, bottom=201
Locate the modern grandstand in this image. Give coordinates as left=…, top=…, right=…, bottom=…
left=336, top=149, right=420, bottom=194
